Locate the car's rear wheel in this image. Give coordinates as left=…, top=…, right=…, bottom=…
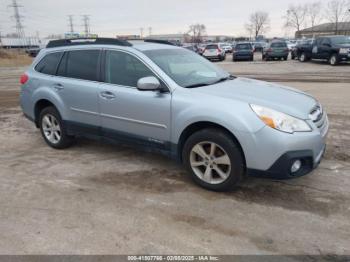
left=39, top=106, right=74, bottom=149
left=182, top=128, right=245, bottom=191
left=329, top=54, right=338, bottom=66
left=284, top=56, right=288, bottom=61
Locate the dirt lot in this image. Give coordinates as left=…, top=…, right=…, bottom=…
left=0, top=54, right=349, bottom=255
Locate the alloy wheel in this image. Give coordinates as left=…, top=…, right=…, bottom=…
left=42, top=114, right=61, bottom=144
left=190, top=141, right=231, bottom=184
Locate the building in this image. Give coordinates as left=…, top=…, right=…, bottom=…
left=116, top=35, right=141, bottom=40
left=0, top=37, right=41, bottom=49
left=203, top=35, right=234, bottom=42
left=146, top=34, right=190, bottom=44
left=296, top=22, right=350, bottom=38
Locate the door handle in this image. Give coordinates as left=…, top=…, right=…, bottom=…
left=100, top=91, right=116, bottom=100
left=52, top=83, right=64, bottom=91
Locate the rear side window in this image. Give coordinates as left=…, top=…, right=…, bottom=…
left=35, top=52, right=62, bottom=75
left=63, top=50, right=100, bottom=81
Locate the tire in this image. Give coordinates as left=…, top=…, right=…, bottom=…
left=250, top=56, right=254, bottom=61
left=39, top=106, right=74, bottom=149
left=299, top=52, right=307, bottom=62
left=182, top=128, right=245, bottom=191
left=329, top=54, right=338, bottom=66
left=284, top=56, right=288, bottom=61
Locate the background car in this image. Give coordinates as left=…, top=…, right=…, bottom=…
left=220, top=43, right=233, bottom=53
left=233, top=43, right=254, bottom=61
left=202, top=43, right=226, bottom=61
left=263, top=41, right=289, bottom=61
left=183, top=44, right=199, bottom=53
left=253, top=42, right=266, bottom=52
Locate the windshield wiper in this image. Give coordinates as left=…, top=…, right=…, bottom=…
left=184, top=75, right=236, bottom=89
left=184, top=82, right=212, bottom=88
left=211, top=74, right=236, bottom=85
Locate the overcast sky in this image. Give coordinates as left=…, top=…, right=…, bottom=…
left=0, top=0, right=329, bottom=38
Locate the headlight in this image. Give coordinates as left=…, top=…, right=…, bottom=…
left=339, top=48, right=348, bottom=54
left=250, top=104, right=311, bottom=133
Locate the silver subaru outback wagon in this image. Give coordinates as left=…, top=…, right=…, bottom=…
left=20, top=38, right=328, bottom=191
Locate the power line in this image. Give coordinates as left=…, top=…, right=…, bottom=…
left=8, top=0, right=26, bottom=45
left=68, top=15, right=74, bottom=33
left=82, top=15, right=90, bottom=35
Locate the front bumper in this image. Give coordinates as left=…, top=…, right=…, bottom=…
left=338, top=54, right=350, bottom=62
left=248, top=146, right=326, bottom=179
left=241, top=114, right=329, bottom=179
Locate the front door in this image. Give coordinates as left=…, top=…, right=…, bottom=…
left=99, top=50, right=171, bottom=149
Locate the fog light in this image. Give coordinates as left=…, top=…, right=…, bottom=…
left=291, top=160, right=302, bottom=173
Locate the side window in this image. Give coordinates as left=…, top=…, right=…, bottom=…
left=105, top=50, right=156, bottom=87
left=65, top=50, right=100, bottom=81
left=35, top=52, right=62, bottom=75
left=57, top=52, right=67, bottom=77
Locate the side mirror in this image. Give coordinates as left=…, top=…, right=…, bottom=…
left=137, top=76, right=161, bottom=91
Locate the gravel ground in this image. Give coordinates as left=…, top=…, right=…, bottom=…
left=0, top=55, right=349, bottom=255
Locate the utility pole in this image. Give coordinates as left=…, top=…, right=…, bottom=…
left=9, top=0, right=26, bottom=46
left=140, top=27, right=144, bottom=38
left=68, top=15, right=74, bottom=33
left=82, top=15, right=90, bottom=36
left=148, top=27, right=152, bottom=37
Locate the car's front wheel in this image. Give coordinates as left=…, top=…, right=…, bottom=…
left=39, top=106, right=74, bottom=149
left=329, top=54, right=338, bottom=66
left=299, top=52, right=307, bottom=62
left=182, top=128, right=245, bottom=191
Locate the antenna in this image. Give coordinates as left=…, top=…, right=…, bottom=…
left=68, top=15, right=74, bottom=33
left=82, top=15, right=90, bottom=36
left=140, top=27, right=144, bottom=38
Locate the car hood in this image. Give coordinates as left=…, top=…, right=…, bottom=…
left=192, top=77, right=317, bottom=119
left=335, top=44, right=350, bottom=48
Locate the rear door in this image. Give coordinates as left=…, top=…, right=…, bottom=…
left=99, top=49, right=171, bottom=149
left=55, top=49, right=101, bottom=133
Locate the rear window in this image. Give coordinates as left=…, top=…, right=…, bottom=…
left=236, top=44, right=252, bottom=50
left=35, top=52, right=62, bottom=75
left=64, top=50, right=100, bottom=81
left=271, top=42, right=287, bottom=48
left=206, top=45, right=218, bottom=49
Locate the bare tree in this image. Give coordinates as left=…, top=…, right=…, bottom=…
left=188, top=24, right=206, bottom=43
left=324, top=0, right=350, bottom=34
left=284, top=4, right=308, bottom=32
left=245, top=11, right=270, bottom=39
left=307, top=1, right=324, bottom=34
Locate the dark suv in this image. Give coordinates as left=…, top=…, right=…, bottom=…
left=263, top=41, right=289, bottom=61
left=232, top=43, right=254, bottom=61
left=297, top=36, right=350, bottom=65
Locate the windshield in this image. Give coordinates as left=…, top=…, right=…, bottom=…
left=271, top=42, right=287, bottom=48
left=331, top=36, right=350, bottom=45
left=236, top=44, right=252, bottom=50
left=143, top=48, right=230, bottom=88
left=206, top=44, right=218, bottom=49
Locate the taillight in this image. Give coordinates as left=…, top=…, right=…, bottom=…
left=20, top=74, right=29, bottom=85
left=267, top=48, right=272, bottom=52
left=217, top=48, right=222, bottom=53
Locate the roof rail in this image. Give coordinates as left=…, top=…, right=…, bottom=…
left=46, top=38, right=133, bottom=48
left=144, top=39, right=176, bottom=46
